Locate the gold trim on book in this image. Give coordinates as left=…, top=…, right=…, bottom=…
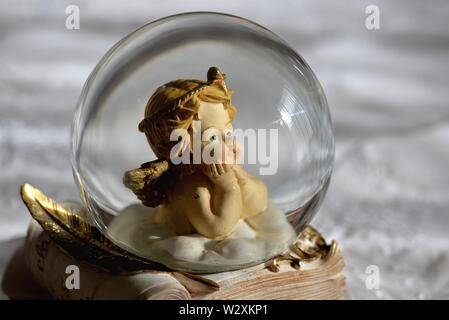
left=266, top=226, right=332, bottom=272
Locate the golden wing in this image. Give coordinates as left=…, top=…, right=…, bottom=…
left=123, top=159, right=178, bottom=207
left=20, top=184, right=167, bottom=273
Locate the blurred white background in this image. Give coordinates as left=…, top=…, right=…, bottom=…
left=1, top=0, right=449, bottom=299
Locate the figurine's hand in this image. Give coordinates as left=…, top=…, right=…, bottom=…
left=231, top=165, right=250, bottom=185
left=231, top=165, right=244, bottom=179
left=202, top=163, right=236, bottom=186
left=231, top=165, right=268, bottom=218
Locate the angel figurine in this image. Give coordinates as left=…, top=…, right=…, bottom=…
left=123, top=67, right=269, bottom=239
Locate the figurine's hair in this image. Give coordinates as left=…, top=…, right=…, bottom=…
left=124, top=67, right=236, bottom=207
left=138, top=67, right=236, bottom=159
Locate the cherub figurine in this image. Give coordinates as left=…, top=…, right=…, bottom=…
left=124, top=67, right=268, bottom=240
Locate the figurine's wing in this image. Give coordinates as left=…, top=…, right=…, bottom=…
left=123, top=159, right=178, bottom=207
left=20, top=183, right=167, bottom=273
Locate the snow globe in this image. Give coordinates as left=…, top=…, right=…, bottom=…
left=71, top=12, right=334, bottom=273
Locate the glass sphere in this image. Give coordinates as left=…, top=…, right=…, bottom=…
left=72, top=12, right=334, bottom=273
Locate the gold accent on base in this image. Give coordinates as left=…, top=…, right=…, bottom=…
left=266, top=226, right=331, bottom=272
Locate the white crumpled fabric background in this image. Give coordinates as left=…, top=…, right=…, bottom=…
left=1, top=0, right=448, bottom=299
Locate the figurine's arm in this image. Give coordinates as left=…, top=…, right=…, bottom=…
left=232, top=165, right=268, bottom=218
left=181, top=164, right=242, bottom=239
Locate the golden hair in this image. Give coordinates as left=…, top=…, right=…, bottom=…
left=124, top=67, right=236, bottom=207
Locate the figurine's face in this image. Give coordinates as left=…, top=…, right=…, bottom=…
left=196, top=101, right=241, bottom=164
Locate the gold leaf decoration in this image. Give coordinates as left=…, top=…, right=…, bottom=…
left=266, top=226, right=331, bottom=273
